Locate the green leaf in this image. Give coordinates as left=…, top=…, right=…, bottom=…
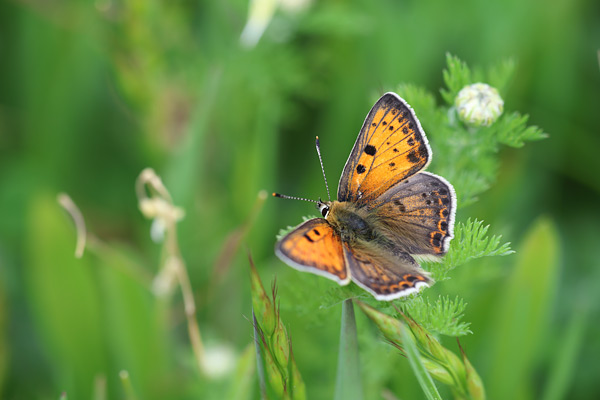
left=487, top=217, right=560, bottom=399
left=25, top=193, right=106, bottom=398
left=227, top=343, right=256, bottom=400
left=119, top=370, right=140, bottom=400
left=97, top=244, right=170, bottom=398
left=541, top=309, right=587, bottom=400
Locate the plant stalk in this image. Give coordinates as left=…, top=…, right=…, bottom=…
left=334, top=299, right=363, bottom=400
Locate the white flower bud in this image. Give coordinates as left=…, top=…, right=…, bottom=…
left=455, top=83, right=504, bottom=127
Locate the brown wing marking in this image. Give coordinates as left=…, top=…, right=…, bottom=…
left=371, top=172, right=457, bottom=256
left=343, top=244, right=431, bottom=300
left=338, top=93, right=431, bottom=205
left=276, top=218, right=349, bottom=284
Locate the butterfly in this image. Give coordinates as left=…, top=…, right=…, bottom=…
left=274, top=92, right=456, bottom=300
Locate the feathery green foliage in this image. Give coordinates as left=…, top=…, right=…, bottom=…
left=400, top=296, right=472, bottom=337
left=427, top=218, right=514, bottom=281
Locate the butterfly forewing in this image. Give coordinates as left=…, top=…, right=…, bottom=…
left=275, top=218, right=349, bottom=284
left=338, top=93, right=431, bottom=205
left=343, top=244, right=431, bottom=300
left=371, top=172, right=456, bottom=256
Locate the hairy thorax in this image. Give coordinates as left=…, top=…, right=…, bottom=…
left=326, top=201, right=376, bottom=243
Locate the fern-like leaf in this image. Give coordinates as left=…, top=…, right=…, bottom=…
left=494, top=111, right=547, bottom=147
left=400, top=296, right=472, bottom=337
left=441, top=53, right=473, bottom=105
left=429, top=218, right=513, bottom=280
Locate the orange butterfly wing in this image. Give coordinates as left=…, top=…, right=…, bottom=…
left=343, top=244, right=431, bottom=300
left=275, top=218, right=349, bottom=284
left=338, top=92, right=431, bottom=205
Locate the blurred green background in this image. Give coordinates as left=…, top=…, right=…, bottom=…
left=1, top=0, right=599, bottom=398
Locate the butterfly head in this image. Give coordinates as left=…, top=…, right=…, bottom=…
left=316, top=199, right=331, bottom=218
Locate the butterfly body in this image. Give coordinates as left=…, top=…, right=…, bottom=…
left=275, top=93, right=457, bottom=300
left=325, top=201, right=374, bottom=243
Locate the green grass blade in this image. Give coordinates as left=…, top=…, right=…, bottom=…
left=227, top=343, right=256, bottom=400
left=25, top=193, right=106, bottom=397
left=487, top=217, right=559, bottom=398
left=541, top=308, right=587, bottom=400
left=119, top=370, right=139, bottom=400
left=334, top=299, right=363, bottom=400
left=400, top=324, right=443, bottom=400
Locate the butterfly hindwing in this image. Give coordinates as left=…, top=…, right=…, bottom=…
left=370, top=171, right=457, bottom=257
left=343, top=244, right=431, bottom=300
left=275, top=218, right=350, bottom=284
left=338, top=92, right=432, bottom=205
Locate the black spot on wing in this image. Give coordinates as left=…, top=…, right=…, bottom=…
left=364, top=145, right=376, bottom=156
left=356, top=164, right=366, bottom=174
left=432, top=232, right=443, bottom=247
left=394, top=199, right=406, bottom=213
left=407, top=151, right=419, bottom=163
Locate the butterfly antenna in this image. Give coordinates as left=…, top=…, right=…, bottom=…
left=272, top=192, right=319, bottom=204
left=315, top=136, right=331, bottom=201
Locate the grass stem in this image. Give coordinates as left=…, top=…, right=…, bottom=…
left=334, top=299, right=363, bottom=400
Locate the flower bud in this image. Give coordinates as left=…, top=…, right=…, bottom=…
left=455, top=83, right=503, bottom=126
left=249, top=258, right=276, bottom=335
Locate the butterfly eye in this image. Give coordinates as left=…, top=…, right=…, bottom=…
left=318, top=204, right=330, bottom=218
